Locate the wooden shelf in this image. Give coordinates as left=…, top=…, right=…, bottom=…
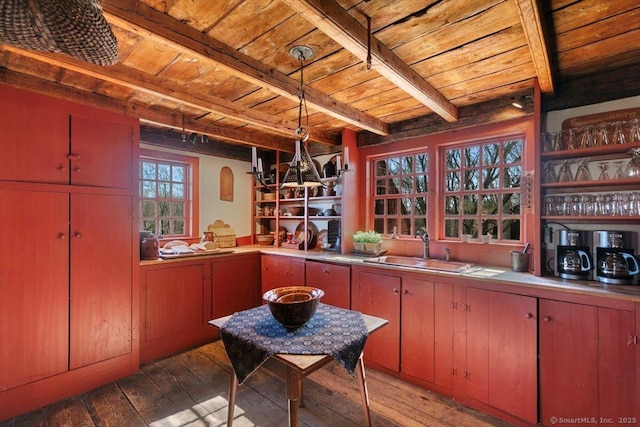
left=542, top=177, right=640, bottom=190
left=540, top=141, right=640, bottom=160
left=541, top=215, right=640, bottom=222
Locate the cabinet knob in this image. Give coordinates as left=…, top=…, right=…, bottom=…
left=73, top=231, right=82, bottom=238
left=323, top=269, right=329, bottom=274
left=57, top=165, right=66, bottom=171
left=543, top=316, right=551, bottom=322
left=392, top=288, right=399, bottom=294
left=74, top=167, right=81, bottom=172
left=525, top=312, right=533, bottom=319
left=57, top=232, right=66, bottom=239
left=67, top=153, right=80, bottom=160
left=264, top=266, right=269, bottom=271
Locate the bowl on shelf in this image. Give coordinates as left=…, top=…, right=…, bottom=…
left=286, top=206, right=304, bottom=216
left=263, top=286, right=324, bottom=329
left=255, top=234, right=275, bottom=245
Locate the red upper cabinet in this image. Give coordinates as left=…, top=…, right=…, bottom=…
left=0, top=85, right=136, bottom=189
left=0, top=99, right=69, bottom=184
left=70, top=115, right=133, bottom=189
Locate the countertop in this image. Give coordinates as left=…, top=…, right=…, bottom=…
left=140, top=245, right=640, bottom=303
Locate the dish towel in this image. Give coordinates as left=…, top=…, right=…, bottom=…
left=220, top=304, right=368, bottom=384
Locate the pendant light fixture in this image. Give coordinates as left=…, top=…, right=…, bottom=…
left=280, top=45, right=324, bottom=188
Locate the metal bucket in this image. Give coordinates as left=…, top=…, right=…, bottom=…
left=510, top=251, right=530, bottom=272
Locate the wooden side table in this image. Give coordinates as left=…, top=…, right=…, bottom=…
left=209, top=313, right=387, bottom=427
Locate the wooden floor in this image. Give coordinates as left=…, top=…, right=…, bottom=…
left=1, top=340, right=513, bottom=427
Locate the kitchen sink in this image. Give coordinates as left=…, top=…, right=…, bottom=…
left=365, top=256, right=473, bottom=273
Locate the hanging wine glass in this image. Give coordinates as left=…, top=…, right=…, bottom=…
left=612, top=161, right=625, bottom=180
left=627, top=119, right=640, bottom=143
left=626, top=147, right=640, bottom=177
left=557, top=160, right=573, bottom=182
left=543, top=162, right=557, bottom=183
left=579, top=126, right=593, bottom=149
left=594, top=123, right=610, bottom=146
left=575, top=159, right=592, bottom=181
left=611, top=121, right=626, bottom=145
left=597, top=162, right=610, bottom=180
left=565, top=128, right=577, bottom=150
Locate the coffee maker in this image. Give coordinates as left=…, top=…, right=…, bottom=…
left=555, top=230, right=593, bottom=280
left=593, top=231, right=640, bottom=285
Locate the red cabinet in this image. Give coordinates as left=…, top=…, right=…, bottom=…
left=401, top=277, right=435, bottom=382
left=70, top=194, right=133, bottom=369
left=351, top=267, right=401, bottom=372
left=305, top=260, right=350, bottom=309
left=539, top=299, right=638, bottom=426
left=0, top=85, right=138, bottom=422
left=466, top=289, right=537, bottom=423
left=261, top=254, right=305, bottom=293
left=0, top=189, right=69, bottom=391
left=0, top=87, right=134, bottom=189
left=213, top=254, right=261, bottom=317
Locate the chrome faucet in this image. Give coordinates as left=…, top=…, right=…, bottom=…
left=444, top=247, right=451, bottom=262
left=414, top=229, right=430, bottom=258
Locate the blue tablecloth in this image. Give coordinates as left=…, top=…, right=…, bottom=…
left=220, top=304, right=368, bottom=384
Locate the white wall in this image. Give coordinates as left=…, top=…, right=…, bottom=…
left=140, top=143, right=252, bottom=237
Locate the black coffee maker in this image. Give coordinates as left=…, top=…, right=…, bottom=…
left=555, top=230, right=592, bottom=280
left=594, top=231, right=640, bottom=285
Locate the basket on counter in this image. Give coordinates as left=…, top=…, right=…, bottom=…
left=207, top=220, right=236, bottom=248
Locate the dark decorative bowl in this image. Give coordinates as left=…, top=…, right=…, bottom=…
left=263, top=286, right=324, bottom=329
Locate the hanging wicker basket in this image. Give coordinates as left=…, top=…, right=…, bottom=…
left=0, top=0, right=118, bottom=66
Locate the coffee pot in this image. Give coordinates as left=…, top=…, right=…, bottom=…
left=559, top=249, right=592, bottom=275
left=599, top=251, right=640, bottom=278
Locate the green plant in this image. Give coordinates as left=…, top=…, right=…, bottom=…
left=352, top=230, right=382, bottom=243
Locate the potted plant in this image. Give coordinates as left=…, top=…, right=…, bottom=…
left=353, top=230, right=383, bottom=253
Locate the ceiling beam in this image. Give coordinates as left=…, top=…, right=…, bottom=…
left=1, top=45, right=338, bottom=146
left=0, top=67, right=295, bottom=152
left=514, top=0, right=555, bottom=94
left=101, top=0, right=389, bottom=136
left=280, top=0, right=458, bottom=123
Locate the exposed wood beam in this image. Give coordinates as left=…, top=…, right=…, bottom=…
left=1, top=45, right=338, bottom=146
left=514, top=0, right=555, bottom=94
left=101, top=0, right=389, bottom=136
left=0, top=68, right=294, bottom=152
left=280, top=0, right=458, bottom=123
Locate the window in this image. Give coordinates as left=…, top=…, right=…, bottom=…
left=139, top=154, right=195, bottom=237
left=442, top=137, right=523, bottom=241
left=372, top=152, right=429, bottom=236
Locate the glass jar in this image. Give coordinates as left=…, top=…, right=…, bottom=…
left=626, top=148, right=640, bottom=177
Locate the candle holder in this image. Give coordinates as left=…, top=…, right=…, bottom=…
left=247, top=167, right=269, bottom=187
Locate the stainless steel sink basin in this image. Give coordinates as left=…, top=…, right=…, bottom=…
left=366, top=256, right=473, bottom=273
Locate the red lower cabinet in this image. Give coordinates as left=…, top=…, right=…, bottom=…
left=305, top=260, right=351, bottom=309
left=351, top=267, right=401, bottom=372
left=539, top=299, right=637, bottom=426
left=401, top=277, right=435, bottom=382
left=466, top=288, right=537, bottom=424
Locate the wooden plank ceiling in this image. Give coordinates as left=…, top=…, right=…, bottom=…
left=0, top=0, right=639, bottom=156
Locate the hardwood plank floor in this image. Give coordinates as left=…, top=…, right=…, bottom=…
left=1, top=340, right=513, bottom=426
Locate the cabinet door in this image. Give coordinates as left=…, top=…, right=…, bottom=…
left=261, top=254, right=281, bottom=293
left=352, top=270, right=400, bottom=372
left=305, top=261, right=350, bottom=309
left=467, top=289, right=537, bottom=423
left=401, top=278, right=435, bottom=382
left=0, top=99, right=69, bottom=184
left=70, top=115, right=133, bottom=189
left=434, top=282, right=455, bottom=390
left=144, top=264, right=207, bottom=342
left=0, top=189, right=69, bottom=391
left=213, top=254, right=261, bottom=317
left=281, top=257, right=305, bottom=286
left=69, top=194, right=133, bottom=369
left=598, top=307, right=637, bottom=420
left=539, top=299, right=598, bottom=425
